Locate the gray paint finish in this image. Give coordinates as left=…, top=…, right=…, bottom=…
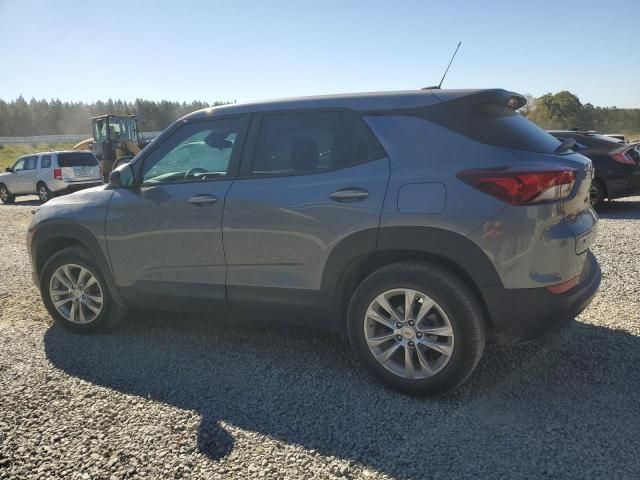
left=222, top=158, right=390, bottom=292
left=397, top=183, right=446, bottom=214
left=105, top=181, right=232, bottom=295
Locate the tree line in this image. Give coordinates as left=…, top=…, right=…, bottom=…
left=0, top=96, right=231, bottom=136
left=0, top=92, right=638, bottom=137
left=521, top=91, right=640, bottom=134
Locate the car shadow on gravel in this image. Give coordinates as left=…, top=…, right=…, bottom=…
left=0, top=199, right=41, bottom=207
left=597, top=199, right=640, bottom=220
left=44, top=312, right=640, bottom=478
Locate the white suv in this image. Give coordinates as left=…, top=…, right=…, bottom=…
left=0, top=151, right=102, bottom=203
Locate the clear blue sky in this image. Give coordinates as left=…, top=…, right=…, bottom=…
left=1, top=0, right=638, bottom=107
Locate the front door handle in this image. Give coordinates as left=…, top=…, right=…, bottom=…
left=188, top=194, right=217, bottom=206
left=329, top=188, right=369, bottom=202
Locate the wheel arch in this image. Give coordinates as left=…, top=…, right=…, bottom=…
left=323, top=226, right=502, bottom=335
left=31, top=220, right=125, bottom=307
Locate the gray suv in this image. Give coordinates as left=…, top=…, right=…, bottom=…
left=27, top=89, right=601, bottom=394
left=0, top=151, right=102, bottom=204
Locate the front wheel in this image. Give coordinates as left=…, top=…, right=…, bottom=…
left=40, top=247, right=122, bottom=333
left=0, top=184, right=15, bottom=204
left=347, top=262, right=486, bottom=395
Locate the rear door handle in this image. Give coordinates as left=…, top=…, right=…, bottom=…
left=188, top=194, right=217, bottom=206
left=329, top=188, right=369, bottom=202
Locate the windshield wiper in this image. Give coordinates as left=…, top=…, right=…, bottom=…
left=555, top=137, right=576, bottom=154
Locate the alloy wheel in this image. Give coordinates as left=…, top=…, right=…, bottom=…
left=364, top=288, right=454, bottom=379
left=49, top=263, right=104, bottom=324
left=38, top=185, right=48, bottom=202
left=0, top=187, right=8, bottom=202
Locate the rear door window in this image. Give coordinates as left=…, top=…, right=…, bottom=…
left=40, top=155, right=51, bottom=168
left=57, top=153, right=99, bottom=167
left=250, top=110, right=385, bottom=175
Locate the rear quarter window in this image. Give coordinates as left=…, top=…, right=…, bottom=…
left=464, top=104, right=561, bottom=153
left=57, top=153, right=98, bottom=167
left=396, top=97, right=563, bottom=154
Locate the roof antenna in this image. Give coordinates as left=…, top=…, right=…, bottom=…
left=423, top=41, right=462, bottom=90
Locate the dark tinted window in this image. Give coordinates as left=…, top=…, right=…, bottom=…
left=40, top=155, right=51, bottom=168
left=404, top=99, right=562, bottom=154
left=24, top=156, right=38, bottom=170
left=467, top=105, right=561, bottom=153
left=57, top=152, right=98, bottom=167
left=251, top=111, right=385, bottom=175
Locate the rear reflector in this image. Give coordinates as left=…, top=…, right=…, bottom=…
left=457, top=168, right=576, bottom=205
left=53, top=168, right=62, bottom=180
left=546, top=275, right=579, bottom=294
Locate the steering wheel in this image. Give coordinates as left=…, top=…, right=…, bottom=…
left=184, top=167, right=208, bottom=180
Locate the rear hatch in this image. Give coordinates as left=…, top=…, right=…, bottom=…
left=57, top=152, right=101, bottom=182
left=434, top=89, right=597, bottom=250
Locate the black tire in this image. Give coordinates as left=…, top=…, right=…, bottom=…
left=589, top=180, right=605, bottom=209
left=347, top=262, right=486, bottom=395
left=0, top=184, right=15, bottom=204
left=40, top=246, right=125, bottom=333
left=36, top=182, right=53, bottom=203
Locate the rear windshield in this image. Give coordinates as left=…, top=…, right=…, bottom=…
left=464, top=104, right=562, bottom=153
left=57, top=152, right=98, bottom=167
left=394, top=97, right=564, bottom=154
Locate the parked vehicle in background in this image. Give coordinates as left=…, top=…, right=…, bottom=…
left=548, top=130, right=640, bottom=207
left=28, top=89, right=601, bottom=395
left=0, top=151, right=102, bottom=204
left=604, top=133, right=626, bottom=142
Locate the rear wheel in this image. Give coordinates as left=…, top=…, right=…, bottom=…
left=347, top=262, right=486, bottom=395
left=589, top=180, right=605, bottom=208
left=37, top=182, right=53, bottom=203
left=0, top=184, right=15, bottom=204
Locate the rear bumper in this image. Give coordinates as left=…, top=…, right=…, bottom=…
left=52, top=181, right=103, bottom=194
left=480, top=251, right=601, bottom=345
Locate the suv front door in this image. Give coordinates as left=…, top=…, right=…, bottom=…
left=222, top=110, right=389, bottom=326
left=105, top=116, right=250, bottom=311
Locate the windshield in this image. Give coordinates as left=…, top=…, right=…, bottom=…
left=57, top=152, right=98, bottom=167
left=108, top=117, right=137, bottom=141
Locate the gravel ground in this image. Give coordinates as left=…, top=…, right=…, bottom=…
left=1, top=196, right=639, bottom=479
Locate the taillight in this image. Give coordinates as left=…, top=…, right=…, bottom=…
left=457, top=168, right=577, bottom=205
left=53, top=168, right=62, bottom=180
left=610, top=151, right=635, bottom=165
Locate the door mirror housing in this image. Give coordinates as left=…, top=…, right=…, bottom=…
left=5, top=167, right=12, bottom=173
left=109, top=163, right=135, bottom=188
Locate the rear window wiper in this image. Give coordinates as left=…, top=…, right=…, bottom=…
left=555, top=137, right=576, bottom=154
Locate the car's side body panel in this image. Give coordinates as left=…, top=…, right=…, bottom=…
left=366, top=115, right=595, bottom=290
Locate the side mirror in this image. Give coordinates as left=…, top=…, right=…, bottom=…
left=5, top=167, right=12, bottom=173
left=109, top=163, right=135, bottom=188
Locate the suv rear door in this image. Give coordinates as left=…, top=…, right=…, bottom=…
left=56, top=152, right=101, bottom=182
left=105, top=115, right=250, bottom=311
left=222, top=109, right=389, bottom=326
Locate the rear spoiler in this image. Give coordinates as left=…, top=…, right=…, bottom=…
left=432, top=88, right=527, bottom=111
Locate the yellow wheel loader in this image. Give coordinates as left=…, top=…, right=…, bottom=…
left=73, top=115, right=149, bottom=182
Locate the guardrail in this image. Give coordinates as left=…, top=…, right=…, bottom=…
left=0, top=132, right=162, bottom=145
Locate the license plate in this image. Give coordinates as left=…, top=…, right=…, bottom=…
left=576, top=227, right=596, bottom=254
left=74, top=167, right=91, bottom=177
